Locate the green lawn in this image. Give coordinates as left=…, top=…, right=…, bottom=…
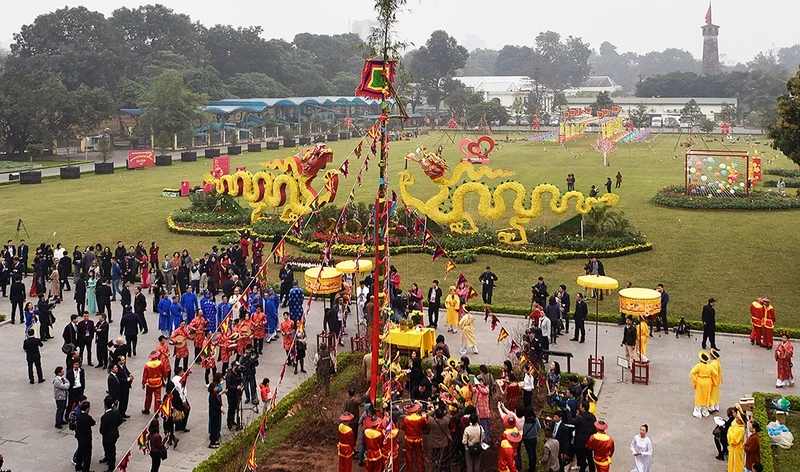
left=1, top=131, right=799, bottom=327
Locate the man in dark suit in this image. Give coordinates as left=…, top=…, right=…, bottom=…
left=134, top=286, right=148, bottom=334
left=120, top=306, right=143, bottom=357
left=62, top=314, right=80, bottom=366
left=36, top=293, right=54, bottom=340
left=570, top=401, right=597, bottom=472
left=58, top=253, right=72, bottom=291
left=533, top=276, right=548, bottom=307
left=551, top=410, right=574, bottom=472
left=9, top=276, right=25, bottom=324
left=76, top=312, right=95, bottom=366
left=115, top=356, right=133, bottom=418
left=114, top=241, right=126, bottom=261
left=558, top=284, right=571, bottom=334
left=17, top=239, right=29, bottom=276
left=74, top=400, right=96, bottom=472
left=427, top=280, right=443, bottom=328
left=22, top=329, right=45, bottom=383
left=95, top=314, right=110, bottom=369
left=702, top=298, right=718, bottom=350
left=108, top=337, right=130, bottom=369
left=107, top=363, right=122, bottom=403
left=120, top=281, right=131, bottom=311
left=96, top=279, right=113, bottom=322
left=66, top=359, right=86, bottom=410
left=74, top=273, right=86, bottom=315
left=571, top=293, right=588, bottom=343
left=99, top=396, right=123, bottom=471
left=478, top=266, right=498, bottom=305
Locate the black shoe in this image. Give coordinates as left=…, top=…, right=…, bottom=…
left=569, top=338, right=578, bottom=341
left=88, top=362, right=94, bottom=366
left=751, top=340, right=755, bottom=345
left=95, top=365, right=104, bottom=369
left=180, top=428, right=190, bottom=433
left=142, top=410, right=150, bottom=414
left=579, top=340, right=585, bottom=343
left=10, top=320, right=15, bottom=324
left=301, top=369, right=307, bottom=373
left=29, top=380, right=34, bottom=384
left=122, top=414, right=131, bottom=419
left=55, top=424, right=63, bottom=429
left=38, top=378, right=46, bottom=383
left=99, top=458, right=108, bottom=463
left=143, top=330, right=148, bottom=334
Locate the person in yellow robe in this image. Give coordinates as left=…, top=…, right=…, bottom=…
left=444, top=286, right=460, bottom=334
left=690, top=350, right=720, bottom=418
left=636, top=315, right=650, bottom=359
left=587, top=389, right=598, bottom=416
left=709, top=348, right=723, bottom=413
left=727, top=404, right=746, bottom=472
left=458, top=308, right=477, bottom=355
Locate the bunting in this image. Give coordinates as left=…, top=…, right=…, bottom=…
left=444, top=259, right=456, bottom=278
left=490, top=314, right=500, bottom=331
left=413, top=217, right=425, bottom=236
left=136, top=429, right=149, bottom=454
left=422, top=229, right=434, bottom=248
left=118, top=451, right=132, bottom=472
left=509, top=340, right=520, bottom=354
left=274, top=239, right=286, bottom=264
left=340, top=159, right=350, bottom=179
left=257, top=415, right=268, bottom=442
left=160, top=393, right=172, bottom=418
left=291, top=219, right=303, bottom=238
left=497, top=327, right=509, bottom=343
left=257, top=264, right=269, bottom=287
left=220, top=314, right=231, bottom=334
left=467, top=286, right=479, bottom=301
left=354, top=141, right=363, bottom=159
left=457, top=273, right=468, bottom=288
left=519, top=352, right=529, bottom=366
left=356, top=169, right=363, bottom=187
left=246, top=445, right=258, bottom=471
left=431, top=245, right=446, bottom=262
left=484, top=306, right=491, bottom=322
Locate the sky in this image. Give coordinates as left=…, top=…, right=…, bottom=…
left=0, top=0, right=795, bottom=64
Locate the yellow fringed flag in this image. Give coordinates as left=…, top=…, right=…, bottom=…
left=497, top=327, right=509, bottom=343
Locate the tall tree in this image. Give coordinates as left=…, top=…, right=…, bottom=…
left=138, top=69, right=207, bottom=139
left=769, top=68, right=800, bottom=167
left=408, top=30, right=469, bottom=109
left=460, top=48, right=498, bottom=76
left=591, top=92, right=614, bottom=114
left=778, top=45, right=800, bottom=72
left=494, top=45, right=534, bottom=76
left=109, top=5, right=203, bottom=65
left=293, top=33, right=365, bottom=81
left=226, top=73, right=291, bottom=98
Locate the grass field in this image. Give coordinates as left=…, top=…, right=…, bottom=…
left=1, top=131, right=799, bottom=326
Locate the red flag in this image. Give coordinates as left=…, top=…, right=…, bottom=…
left=118, top=451, right=132, bottom=472
left=467, top=286, right=479, bottom=301
left=519, top=352, right=529, bottom=366
left=354, top=141, right=363, bottom=159
left=137, top=429, right=149, bottom=454
left=246, top=444, right=258, bottom=471
left=705, top=3, right=712, bottom=24
left=483, top=306, right=491, bottom=322
left=444, top=259, right=456, bottom=278
left=422, top=229, right=434, bottom=247
left=160, top=393, right=172, bottom=418
left=291, top=219, right=303, bottom=238
left=490, top=314, right=500, bottom=331
left=432, top=245, right=446, bottom=262
left=510, top=340, right=520, bottom=354
left=497, top=327, right=509, bottom=343
left=340, top=159, right=350, bottom=178
left=274, top=238, right=286, bottom=264
left=457, top=273, right=468, bottom=288
left=257, top=415, right=268, bottom=442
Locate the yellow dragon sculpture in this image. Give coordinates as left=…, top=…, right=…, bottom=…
left=399, top=148, right=620, bottom=244
left=204, top=143, right=340, bottom=224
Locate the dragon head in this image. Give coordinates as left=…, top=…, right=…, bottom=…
left=300, top=143, right=335, bottom=177
left=406, top=147, right=448, bottom=181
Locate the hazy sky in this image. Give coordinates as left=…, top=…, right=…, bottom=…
left=0, top=0, right=794, bottom=64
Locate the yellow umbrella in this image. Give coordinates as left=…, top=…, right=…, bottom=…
left=335, top=259, right=374, bottom=274
left=576, top=275, right=619, bottom=361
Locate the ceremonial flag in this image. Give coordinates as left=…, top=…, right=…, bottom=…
left=274, top=239, right=286, bottom=264
left=340, top=159, right=350, bottom=179
left=160, top=393, right=172, bottom=417
left=136, top=429, right=149, bottom=454
left=497, top=327, right=509, bottom=343
left=355, top=60, right=397, bottom=99
left=467, top=286, right=479, bottom=301
left=705, top=3, right=712, bottom=24
left=422, top=229, right=434, bottom=247
left=432, top=245, right=446, bottom=262
left=490, top=314, right=500, bottom=331
left=509, top=340, right=520, bottom=354
left=354, top=141, right=363, bottom=159
left=519, top=352, right=529, bottom=366
left=257, top=415, right=268, bottom=442
left=291, top=219, right=303, bottom=238
left=257, top=265, right=269, bottom=287
left=246, top=444, right=258, bottom=471
left=444, top=259, right=456, bottom=278
left=356, top=169, right=363, bottom=187
left=484, top=306, right=491, bottom=322
left=413, top=217, right=425, bottom=236
left=279, top=362, right=287, bottom=383
left=457, top=273, right=468, bottom=288
left=220, top=314, right=231, bottom=334
left=202, top=342, right=212, bottom=359
left=118, top=451, right=132, bottom=472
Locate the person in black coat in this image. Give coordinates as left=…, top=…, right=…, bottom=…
left=74, top=401, right=96, bottom=472
left=279, top=263, right=294, bottom=307
left=18, top=240, right=29, bottom=276
left=108, top=338, right=130, bottom=369
left=225, top=363, right=243, bottom=429
left=74, top=273, right=86, bottom=315
left=115, top=356, right=133, bottom=418
left=36, top=293, right=54, bottom=340
left=96, top=279, right=113, bottom=322
left=9, top=276, right=26, bottom=324
left=58, top=254, right=72, bottom=291
left=134, top=286, right=148, bottom=334
left=99, top=396, right=123, bottom=471
left=533, top=276, right=548, bottom=307
left=119, top=307, right=143, bottom=357
left=63, top=314, right=80, bottom=365
left=76, top=312, right=95, bottom=366
left=66, top=360, right=86, bottom=410
left=120, top=281, right=131, bottom=311
left=558, top=284, right=571, bottom=333
left=23, top=329, right=44, bottom=383
left=570, top=401, right=597, bottom=472
left=571, top=293, right=588, bottom=343
left=478, top=266, right=498, bottom=305
left=551, top=410, right=574, bottom=469
left=107, top=364, right=122, bottom=403
left=0, top=259, right=10, bottom=297
left=94, top=314, right=110, bottom=369
left=427, top=280, right=443, bottom=328
left=702, top=298, right=718, bottom=350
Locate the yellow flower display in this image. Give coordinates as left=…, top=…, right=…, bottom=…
left=399, top=158, right=620, bottom=245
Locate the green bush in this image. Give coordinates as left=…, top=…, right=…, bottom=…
left=451, top=250, right=478, bottom=264
left=652, top=185, right=800, bottom=210
left=170, top=210, right=249, bottom=226
left=764, top=168, right=800, bottom=178
left=251, top=219, right=291, bottom=237
left=764, top=178, right=800, bottom=188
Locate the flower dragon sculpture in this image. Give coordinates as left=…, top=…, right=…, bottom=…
left=204, top=143, right=340, bottom=224
left=398, top=148, right=620, bottom=245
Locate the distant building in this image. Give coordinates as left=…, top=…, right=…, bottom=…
left=565, top=96, right=737, bottom=121
left=702, top=4, right=721, bottom=75
left=563, top=76, right=624, bottom=97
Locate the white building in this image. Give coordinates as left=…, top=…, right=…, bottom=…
left=453, top=76, right=536, bottom=108
left=565, top=96, right=738, bottom=121
left=563, top=76, right=623, bottom=96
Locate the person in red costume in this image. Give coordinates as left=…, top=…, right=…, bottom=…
left=188, top=313, right=208, bottom=360
left=401, top=402, right=428, bottom=472
left=750, top=298, right=776, bottom=349
left=380, top=410, right=400, bottom=472
left=499, top=429, right=522, bottom=472
left=251, top=306, right=267, bottom=355
left=141, top=350, right=167, bottom=414
left=170, top=320, right=190, bottom=373
left=586, top=420, right=616, bottom=472
left=363, top=416, right=384, bottom=472
left=337, top=412, right=356, bottom=472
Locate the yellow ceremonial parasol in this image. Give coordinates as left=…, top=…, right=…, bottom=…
left=619, top=288, right=660, bottom=362
left=335, top=259, right=374, bottom=274
left=577, top=275, right=619, bottom=361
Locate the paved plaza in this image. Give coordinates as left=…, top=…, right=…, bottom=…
left=0, top=286, right=782, bottom=471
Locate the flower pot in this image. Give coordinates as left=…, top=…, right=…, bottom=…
left=266, top=141, right=280, bottom=150
left=95, top=162, right=115, bottom=174
left=298, top=137, right=311, bottom=145
left=227, top=145, right=242, bottom=155
left=204, top=148, right=220, bottom=158
left=283, top=138, right=296, bottom=147
left=180, top=151, right=197, bottom=162
left=339, top=132, right=350, bottom=140
left=19, top=171, right=42, bottom=184
left=326, top=133, right=339, bottom=142
left=59, top=166, right=81, bottom=179
left=155, top=154, right=172, bottom=166
left=247, top=143, right=262, bottom=152
left=350, top=130, right=359, bottom=138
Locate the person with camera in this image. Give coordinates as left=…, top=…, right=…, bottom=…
left=239, top=344, right=259, bottom=406
left=37, top=293, right=55, bottom=341
left=224, top=362, right=243, bottom=430
left=532, top=277, right=548, bottom=308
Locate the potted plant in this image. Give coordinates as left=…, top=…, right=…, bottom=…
left=227, top=130, right=241, bottom=155
left=94, top=134, right=115, bottom=174
left=282, top=129, right=297, bottom=148
left=20, top=143, right=44, bottom=184
left=154, top=132, right=172, bottom=166
left=248, top=142, right=262, bottom=152
left=60, top=145, right=81, bottom=179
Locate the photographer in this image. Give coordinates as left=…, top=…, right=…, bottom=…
left=238, top=345, right=259, bottom=406
left=224, top=362, right=243, bottom=430
left=37, top=293, right=55, bottom=340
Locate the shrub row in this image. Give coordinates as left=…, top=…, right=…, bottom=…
left=652, top=186, right=800, bottom=210
left=764, top=168, right=800, bottom=179
left=763, top=178, right=800, bottom=188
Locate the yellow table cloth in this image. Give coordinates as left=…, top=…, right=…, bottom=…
left=386, top=327, right=436, bottom=356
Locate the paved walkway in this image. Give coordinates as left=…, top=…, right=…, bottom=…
left=0, top=286, right=783, bottom=471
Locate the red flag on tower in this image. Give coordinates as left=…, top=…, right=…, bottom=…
left=705, top=3, right=712, bottom=24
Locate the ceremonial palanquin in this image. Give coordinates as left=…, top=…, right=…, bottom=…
left=204, top=143, right=340, bottom=223
left=399, top=148, right=620, bottom=245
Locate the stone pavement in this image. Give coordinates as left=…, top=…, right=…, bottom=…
left=0, top=286, right=784, bottom=471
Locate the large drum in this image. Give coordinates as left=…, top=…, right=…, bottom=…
left=303, top=266, right=343, bottom=295
left=618, top=288, right=662, bottom=317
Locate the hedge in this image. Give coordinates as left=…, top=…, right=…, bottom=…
left=195, top=352, right=361, bottom=472
left=763, top=178, right=800, bottom=188
left=652, top=186, right=800, bottom=210
left=764, top=168, right=800, bottom=179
